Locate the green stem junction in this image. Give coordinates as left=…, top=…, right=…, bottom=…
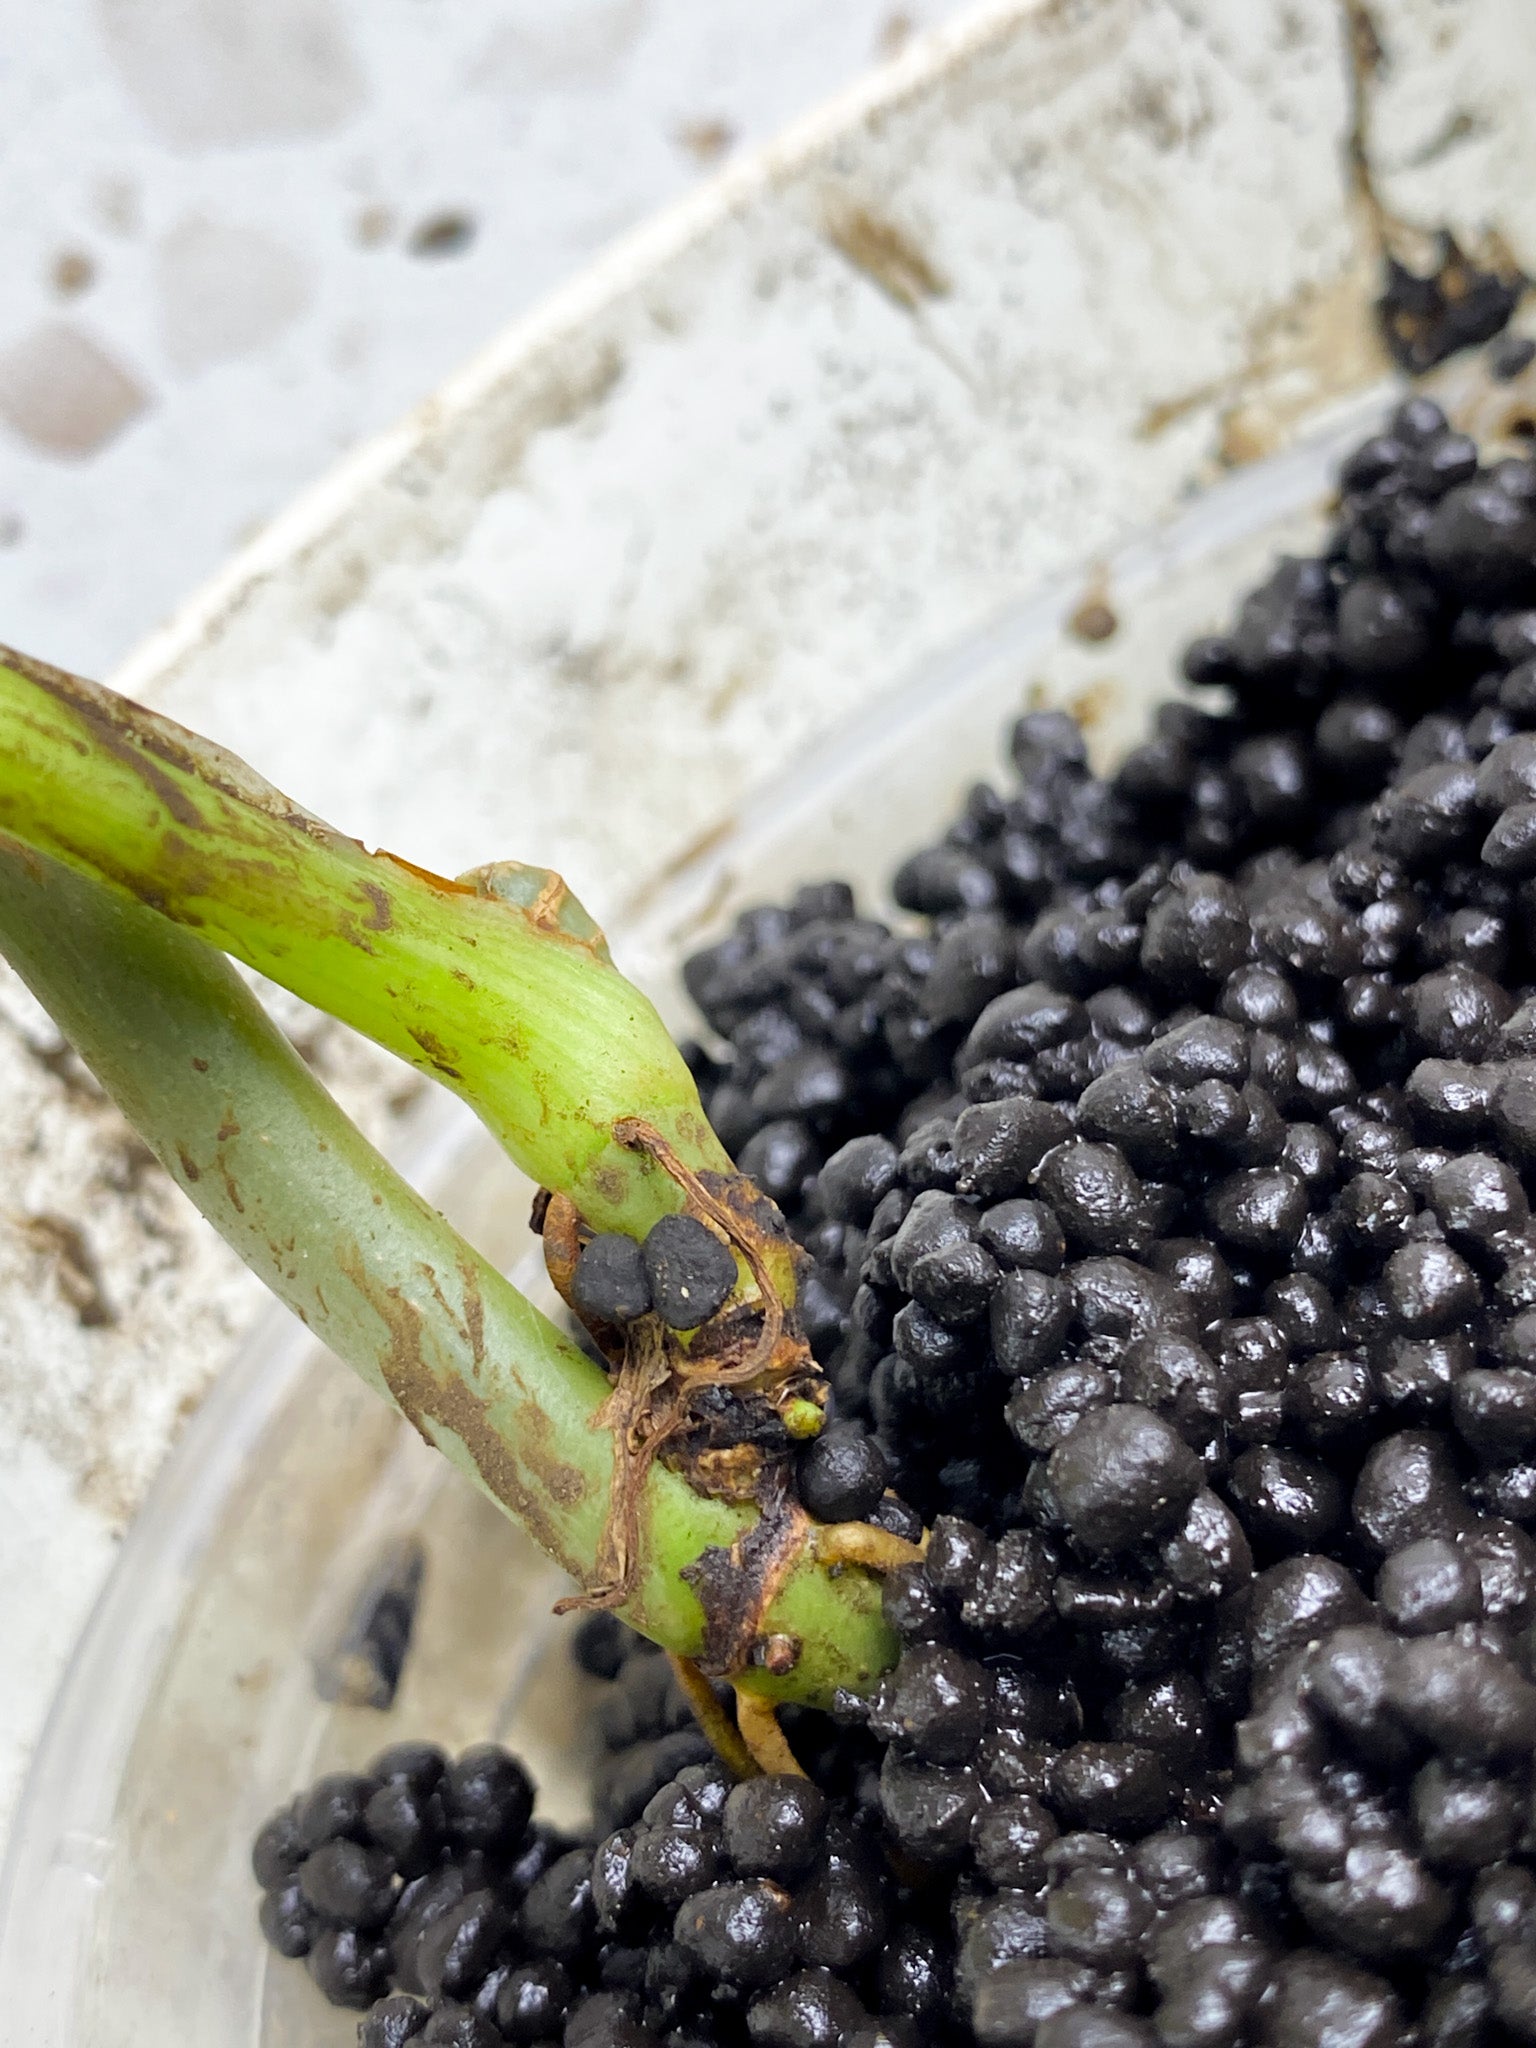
left=0, top=647, right=899, bottom=1713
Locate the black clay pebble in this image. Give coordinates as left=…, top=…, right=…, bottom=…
left=1048, top=1404, right=1202, bottom=1554
left=796, top=1423, right=889, bottom=1522
left=642, top=1214, right=738, bottom=1328
left=571, top=1232, right=652, bottom=1324
left=258, top=404, right=1536, bottom=2048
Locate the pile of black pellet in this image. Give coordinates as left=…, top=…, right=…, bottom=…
left=257, top=385, right=1536, bottom=2046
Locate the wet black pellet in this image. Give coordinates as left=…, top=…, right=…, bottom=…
left=796, top=1423, right=889, bottom=1522
left=307, top=1925, right=393, bottom=2008
left=1047, top=1405, right=1202, bottom=1555
left=494, top=1958, right=571, bottom=2043
left=258, top=405, right=1536, bottom=2048
left=816, top=1135, right=900, bottom=1225
left=571, top=1232, right=652, bottom=1325
left=1038, top=1141, right=1160, bottom=1255
left=251, top=1801, right=305, bottom=1891
left=745, top=1966, right=866, bottom=2048
left=299, top=1837, right=397, bottom=1931
left=630, top=1824, right=724, bottom=1907
left=365, top=1780, right=445, bottom=1881
left=419, top=2005, right=501, bottom=2048
left=371, top=1742, right=448, bottom=1796
left=414, top=1887, right=512, bottom=1999
left=992, top=1268, right=1075, bottom=1378
left=259, top=1877, right=320, bottom=1959
left=442, top=1745, right=534, bottom=1853
left=954, top=1095, right=1074, bottom=1200
left=673, top=1879, right=796, bottom=1988
left=722, top=1776, right=828, bottom=1883
left=792, top=1856, right=888, bottom=1971
left=360, top=1993, right=430, bottom=2047
left=642, top=1214, right=739, bottom=1329
left=571, top=1611, right=631, bottom=1682
left=518, top=1846, right=595, bottom=1961
left=296, top=1770, right=376, bottom=1853
left=977, top=1197, right=1067, bottom=1273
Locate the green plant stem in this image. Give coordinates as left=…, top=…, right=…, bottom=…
left=0, top=647, right=728, bottom=1238
left=0, top=839, right=896, bottom=1708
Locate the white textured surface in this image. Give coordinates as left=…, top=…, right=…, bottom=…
left=0, top=0, right=958, bottom=676
left=4, top=0, right=1536, bottom=1852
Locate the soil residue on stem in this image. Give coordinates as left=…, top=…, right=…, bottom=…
left=540, top=1119, right=826, bottom=1660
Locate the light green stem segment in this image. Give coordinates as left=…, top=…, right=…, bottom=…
left=0, top=840, right=895, bottom=1708
left=0, top=647, right=729, bottom=1237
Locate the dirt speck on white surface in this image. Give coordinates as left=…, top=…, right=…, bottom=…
left=407, top=213, right=478, bottom=262
left=823, top=204, right=948, bottom=309
left=49, top=251, right=96, bottom=300
left=675, top=118, right=737, bottom=166
left=0, top=324, right=149, bottom=458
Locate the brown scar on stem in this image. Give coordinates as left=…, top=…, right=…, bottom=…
left=335, top=912, right=379, bottom=956
left=515, top=1398, right=589, bottom=1509
left=458, top=1255, right=487, bottom=1369
left=358, top=879, right=393, bottom=931
left=419, top=1261, right=471, bottom=1348
left=377, top=847, right=475, bottom=895
left=667, top=1654, right=759, bottom=1780
left=407, top=1025, right=462, bottom=1078
left=680, top=1477, right=810, bottom=1679
left=2, top=643, right=208, bottom=832
left=339, top=1243, right=582, bottom=1575
left=1, top=645, right=374, bottom=871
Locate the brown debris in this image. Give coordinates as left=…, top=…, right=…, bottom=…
left=675, top=118, right=735, bottom=167
left=681, top=1473, right=811, bottom=1679
left=1375, top=232, right=1526, bottom=376
left=539, top=1120, right=826, bottom=1650
left=754, top=1633, right=801, bottom=1677
left=824, top=205, right=946, bottom=311
left=17, top=1209, right=116, bottom=1326
left=1068, top=589, right=1118, bottom=644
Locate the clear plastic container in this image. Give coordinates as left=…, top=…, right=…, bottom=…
left=0, top=386, right=1399, bottom=2044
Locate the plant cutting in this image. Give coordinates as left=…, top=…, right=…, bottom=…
left=0, top=643, right=910, bottom=1772
left=15, top=387, right=1536, bottom=2045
